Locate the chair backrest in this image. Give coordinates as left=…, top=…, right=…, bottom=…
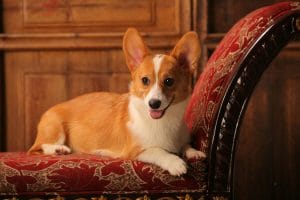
left=185, top=1, right=300, bottom=196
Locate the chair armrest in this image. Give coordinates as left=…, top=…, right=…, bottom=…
left=185, top=1, right=300, bottom=195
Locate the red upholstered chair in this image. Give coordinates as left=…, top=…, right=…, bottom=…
left=1, top=2, right=300, bottom=199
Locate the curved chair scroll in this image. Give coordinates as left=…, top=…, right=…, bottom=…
left=185, top=2, right=300, bottom=199
left=212, top=6, right=300, bottom=196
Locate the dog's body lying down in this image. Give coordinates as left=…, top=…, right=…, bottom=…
left=28, top=28, right=205, bottom=176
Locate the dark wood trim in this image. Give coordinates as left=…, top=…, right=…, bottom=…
left=0, top=33, right=182, bottom=50
left=207, top=11, right=300, bottom=197
left=0, top=52, right=5, bottom=151
left=0, top=0, right=5, bottom=151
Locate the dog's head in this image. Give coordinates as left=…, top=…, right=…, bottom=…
left=123, top=28, right=200, bottom=119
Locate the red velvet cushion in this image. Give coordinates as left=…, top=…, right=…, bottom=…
left=0, top=152, right=206, bottom=197
left=185, top=2, right=300, bottom=152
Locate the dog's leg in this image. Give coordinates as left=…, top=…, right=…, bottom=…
left=137, top=147, right=187, bottom=176
left=182, top=144, right=206, bottom=160
left=28, top=110, right=71, bottom=155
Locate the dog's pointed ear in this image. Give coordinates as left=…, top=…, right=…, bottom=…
left=170, top=32, right=200, bottom=73
left=123, top=28, right=149, bottom=72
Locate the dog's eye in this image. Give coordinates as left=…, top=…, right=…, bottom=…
left=164, top=78, right=174, bottom=87
left=141, top=77, right=150, bottom=86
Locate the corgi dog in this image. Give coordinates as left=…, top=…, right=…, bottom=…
left=28, top=28, right=205, bottom=176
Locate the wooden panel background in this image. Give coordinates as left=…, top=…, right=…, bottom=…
left=23, top=0, right=155, bottom=26
left=1, top=0, right=192, bottom=49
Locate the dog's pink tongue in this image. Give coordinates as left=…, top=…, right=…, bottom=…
left=150, top=110, right=164, bottom=119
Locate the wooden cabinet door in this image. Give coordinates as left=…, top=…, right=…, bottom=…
left=1, top=0, right=194, bottom=151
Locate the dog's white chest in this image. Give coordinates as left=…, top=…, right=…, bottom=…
left=127, top=95, right=189, bottom=153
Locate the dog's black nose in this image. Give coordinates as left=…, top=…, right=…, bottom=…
left=149, top=99, right=161, bottom=109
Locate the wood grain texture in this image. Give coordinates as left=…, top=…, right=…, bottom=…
left=4, top=0, right=190, bottom=34
left=0, top=53, right=5, bottom=151
left=234, top=77, right=274, bottom=200
left=0, top=0, right=192, bottom=49
left=23, top=0, right=155, bottom=26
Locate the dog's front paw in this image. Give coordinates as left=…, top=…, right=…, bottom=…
left=163, top=155, right=187, bottom=176
left=184, top=147, right=206, bottom=160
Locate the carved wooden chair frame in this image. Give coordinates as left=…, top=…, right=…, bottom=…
left=207, top=7, right=300, bottom=200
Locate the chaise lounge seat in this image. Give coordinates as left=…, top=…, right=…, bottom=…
left=0, top=152, right=206, bottom=198
left=1, top=2, right=299, bottom=199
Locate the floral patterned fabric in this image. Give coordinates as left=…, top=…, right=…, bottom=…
left=0, top=152, right=206, bottom=197
left=185, top=2, right=300, bottom=152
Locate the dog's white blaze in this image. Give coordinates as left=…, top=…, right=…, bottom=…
left=149, top=54, right=163, bottom=100
left=144, top=54, right=168, bottom=108
left=153, top=54, right=163, bottom=80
